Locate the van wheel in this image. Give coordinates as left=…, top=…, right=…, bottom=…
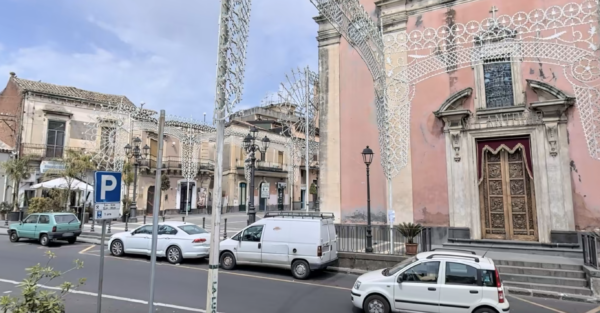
left=291, top=260, right=310, bottom=280
left=9, top=231, right=19, bottom=242
left=363, top=295, right=390, bottom=313
left=473, top=307, right=498, bottom=313
left=220, top=252, right=236, bottom=270
left=40, top=234, right=49, bottom=246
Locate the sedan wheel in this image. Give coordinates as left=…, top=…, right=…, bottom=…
left=166, top=246, right=183, bottom=264
left=9, top=232, right=19, bottom=243
left=110, top=240, right=124, bottom=257
left=364, top=295, right=390, bottom=313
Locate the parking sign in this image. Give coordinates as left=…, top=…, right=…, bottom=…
left=94, top=171, right=122, bottom=220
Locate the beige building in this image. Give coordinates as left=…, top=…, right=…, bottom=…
left=0, top=73, right=319, bottom=214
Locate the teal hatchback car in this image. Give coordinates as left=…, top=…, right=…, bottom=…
left=7, top=213, right=82, bottom=246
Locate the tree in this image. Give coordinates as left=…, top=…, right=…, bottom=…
left=0, top=155, right=31, bottom=212
left=45, top=150, right=95, bottom=211
left=0, top=251, right=86, bottom=313
left=121, top=161, right=135, bottom=215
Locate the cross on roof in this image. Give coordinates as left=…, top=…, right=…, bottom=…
left=489, top=5, right=499, bottom=20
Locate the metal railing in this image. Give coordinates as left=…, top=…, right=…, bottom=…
left=582, top=233, right=599, bottom=269
left=139, top=156, right=215, bottom=171
left=335, top=224, right=433, bottom=255
left=21, top=143, right=92, bottom=159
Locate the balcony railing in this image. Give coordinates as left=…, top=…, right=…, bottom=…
left=235, top=160, right=285, bottom=171
left=139, top=156, right=215, bottom=171
left=21, top=143, right=92, bottom=159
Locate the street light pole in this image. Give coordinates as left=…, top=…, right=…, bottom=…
left=243, top=126, right=269, bottom=225
left=132, top=161, right=139, bottom=222
left=362, top=146, right=374, bottom=253
left=124, top=137, right=149, bottom=223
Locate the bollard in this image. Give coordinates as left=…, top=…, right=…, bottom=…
left=125, top=214, right=129, bottom=231
left=162, top=215, right=165, bottom=222
left=90, top=216, right=95, bottom=232
left=182, top=216, right=185, bottom=223
left=4, top=216, right=7, bottom=226
left=223, top=218, right=227, bottom=239
left=202, top=217, right=205, bottom=229
left=108, top=220, right=112, bottom=234
left=143, top=215, right=147, bottom=225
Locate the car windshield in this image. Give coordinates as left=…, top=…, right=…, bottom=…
left=178, top=225, right=208, bottom=235
left=54, top=214, right=78, bottom=224
left=385, top=256, right=418, bottom=276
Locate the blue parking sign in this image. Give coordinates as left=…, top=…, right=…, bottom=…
left=94, top=171, right=122, bottom=203
left=97, top=210, right=103, bottom=219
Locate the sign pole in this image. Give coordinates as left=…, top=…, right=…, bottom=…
left=148, top=110, right=165, bottom=313
left=96, top=220, right=106, bottom=313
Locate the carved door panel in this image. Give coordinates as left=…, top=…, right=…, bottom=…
left=480, top=148, right=538, bottom=241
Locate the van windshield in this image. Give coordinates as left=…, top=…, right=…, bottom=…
left=385, top=256, right=417, bottom=276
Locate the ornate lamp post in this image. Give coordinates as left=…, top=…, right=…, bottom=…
left=362, top=146, right=374, bottom=253
left=124, top=137, right=149, bottom=223
left=242, top=126, right=270, bottom=224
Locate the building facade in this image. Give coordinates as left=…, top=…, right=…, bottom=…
left=316, top=0, right=600, bottom=243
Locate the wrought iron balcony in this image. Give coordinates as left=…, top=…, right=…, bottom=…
left=21, top=143, right=93, bottom=160
left=139, top=156, right=215, bottom=172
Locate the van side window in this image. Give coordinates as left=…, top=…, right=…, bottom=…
left=242, top=225, right=264, bottom=242
left=39, top=215, right=50, bottom=224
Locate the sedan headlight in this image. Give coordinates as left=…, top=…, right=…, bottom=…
left=354, top=280, right=361, bottom=290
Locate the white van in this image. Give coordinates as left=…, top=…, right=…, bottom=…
left=219, top=211, right=338, bottom=279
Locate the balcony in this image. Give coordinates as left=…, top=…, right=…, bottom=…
left=235, top=160, right=286, bottom=172
left=139, top=156, right=215, bottom=172
left=21, top=143, right=92, bottom=160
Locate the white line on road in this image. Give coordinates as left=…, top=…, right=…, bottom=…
left=3, top=291, right=11, bottom=294
left=0, top=278, right=217, bottom=313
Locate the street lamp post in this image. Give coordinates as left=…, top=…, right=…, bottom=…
left=362, top=146, right=374, bottom=253
left=124, top=137, right=150, bottom=223
left=242, top=126, right=270, bottom=225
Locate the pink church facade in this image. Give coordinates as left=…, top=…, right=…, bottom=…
left=315, top=0, right=600, bottom=243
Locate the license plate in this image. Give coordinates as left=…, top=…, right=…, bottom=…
left=63, top=233, right=73, bottom=237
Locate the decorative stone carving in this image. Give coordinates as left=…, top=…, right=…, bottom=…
left=546, top=124, right=559, bottom=157
left=451, top=132, right=461, bottom=162
left=434, top=88, right=473, bottom=163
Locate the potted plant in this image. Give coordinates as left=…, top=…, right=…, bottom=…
left=0, top=202, right=9, bottom=220
left=121, top=197, right=132, bottom=222
left=397, top=222, right=423, bottom=255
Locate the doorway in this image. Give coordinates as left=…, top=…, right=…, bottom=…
left=239, top=183, right=247, bottom=212
left=479, top=147, right=538, bottom=241
left=146, top=186, right=155, bottom=215
left=179, top=182, right=195, bottom=213
left=300, top=189, right=306, bottom=210
left=259, top=183, right=266, bottom=211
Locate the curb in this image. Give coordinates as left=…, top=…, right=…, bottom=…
left=325, top=266, right=367, bottom=275
left=506, top=287, right=600, bottom=303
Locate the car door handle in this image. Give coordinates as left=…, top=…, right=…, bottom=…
left=428, top=287, right=436, bottom=291
left=470, top=290, right=479, bottom=294
left=258, top=243, right=261, bottom=249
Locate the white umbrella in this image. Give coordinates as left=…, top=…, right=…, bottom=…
left=30, top=177, right=94, bottom=191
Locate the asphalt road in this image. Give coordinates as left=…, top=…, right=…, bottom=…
left=0, top=238, right=599, bottom=313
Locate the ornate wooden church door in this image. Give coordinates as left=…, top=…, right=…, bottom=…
left=479, top=146, right=538, bottom=241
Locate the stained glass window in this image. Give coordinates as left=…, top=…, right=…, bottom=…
left=483, top=62, right=514, bottom=108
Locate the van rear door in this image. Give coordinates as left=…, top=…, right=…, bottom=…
left=321, top=220, right=335, bottom=263
left=53, top=214, right=81, bottom=233
left=328, top=221, right=338, bottom=261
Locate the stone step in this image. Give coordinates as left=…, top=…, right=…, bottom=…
left=448, top=238, right=580, bottom=249
left=501, top=273, right=588, bottom=288
left=442, top=242, right=582, bottom=258
left=493, top=259, right=582, bottom=271
left=503, top=281, right=593, bottom=296
left=497, top=265, right=585, bottom=279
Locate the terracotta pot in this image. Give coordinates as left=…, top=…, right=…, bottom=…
left=406, top=243, right=419, bottom=255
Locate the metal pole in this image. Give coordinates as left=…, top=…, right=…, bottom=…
left=248, top=150, right=256, bottom=224
left=366, top=164, right=373, bottom=253
left=290, top=143, right=294, bottom=210
left=304, top=69, right=310, bottom=212
left=130, top=162, right=138, bottom=222
left=148, top=110, right=166, bottom=313
left=96, top=220, right=106, bottom=313
left=389, top=179, right=393, bottom=254
left=206, top=2, right=228, bottom=311
left=186, top=177, right=190, bottom=217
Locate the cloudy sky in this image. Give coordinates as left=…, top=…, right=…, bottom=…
left=0, top=0, right=319, bottom=122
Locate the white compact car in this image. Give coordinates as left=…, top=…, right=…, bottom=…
left=351, top=249, right=510, bottom=313
left=108, top=221, right=211, bottom=264
left=219, top=211, right=338, bottom=279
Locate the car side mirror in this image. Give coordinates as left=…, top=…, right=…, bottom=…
left=131, top=232, right=136, bottom=236
left=19, top=221, right=23, bottom=225
left=397, top=276, right=403, bottom=283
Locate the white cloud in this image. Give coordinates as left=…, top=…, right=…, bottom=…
left=0, top=0, right=318, bottom=121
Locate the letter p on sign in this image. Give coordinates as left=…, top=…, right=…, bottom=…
left=100, top=175, right=117, bottom=200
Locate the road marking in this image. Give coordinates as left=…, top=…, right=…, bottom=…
left=79, top=244, right=96, bottom=254
left=586, top=305, right=600, bottom=313
left=508, top=295, right=566, bottom=313
left=3, top=291, right=11, bottom=294
left=0, top=278, right=213, bottom=312
left=82, top=251, right=351, bottom=291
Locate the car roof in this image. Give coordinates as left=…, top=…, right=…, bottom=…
left=417, top=250, right=495, bottom=269
left=160, top=221, right=195, bottom=227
